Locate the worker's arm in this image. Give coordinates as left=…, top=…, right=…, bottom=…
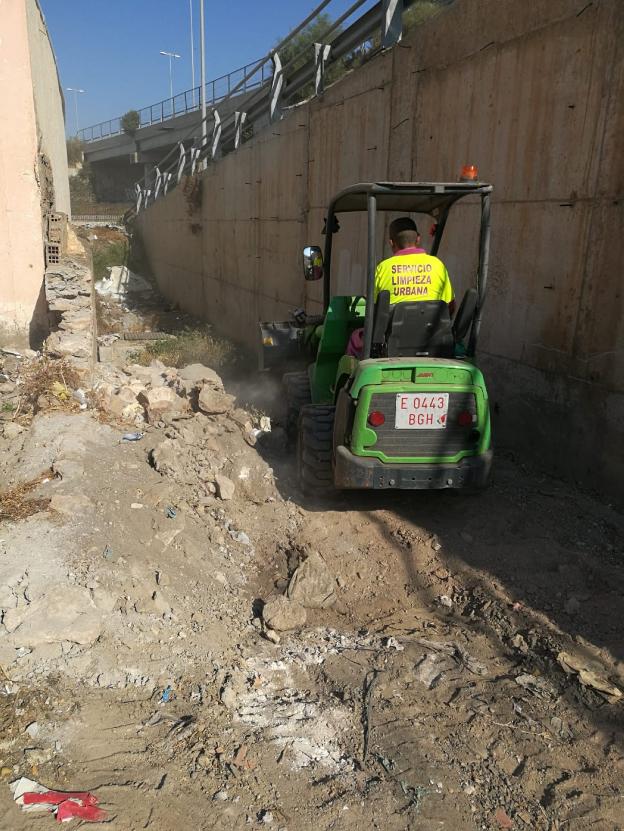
left=440, top=265, right=455, bottom=316
left=373, top=262, right=384, bottom=303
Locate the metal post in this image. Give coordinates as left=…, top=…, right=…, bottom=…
left=160, top=51, right=181, bottom=103
left=163, top=172, right=173, bottom=195
left=314, top=43, right=331, bottom=96
left=381, top=0, right=403, bottom=49
left=270, top=52, right=284, bottom=123
left=234, top=111, right=247, bottom=149
left=469, top=191, right=491, bottom=356
left=135, top=183, right=143, bottom=213
left=363, top=193, right=377, bottom=360
left=211, top=110, right=222, bottom=159
left=154, top=168, right=162, bottom=199
left=189, top=0, right=196, bottom=107
left=66, top=88, right=85, bottom=136
left=199, top=0, right=208, bottom=165
left=177, top=142, right=187, bottom=182
left=190, top=147, right=201, bottom=175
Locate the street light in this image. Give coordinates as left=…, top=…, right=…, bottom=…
left=199, top=0, right=207, bottom=159
left=159, top=50, right=182, bottom=101
left=189, top=0, right=196, bottom=107
left=66, top=87, right=86, bottom=136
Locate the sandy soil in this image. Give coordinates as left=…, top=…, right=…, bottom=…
left=0, top=267, right=622, bottom=831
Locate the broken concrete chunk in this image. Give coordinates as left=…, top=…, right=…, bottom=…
left=139, top=387, right=189, bottom=423
left=215, top=474, right=235, bottom=501
left=287, top=550, right=336, bottom=609
left=2, top=586, right=103, bottom=647
left=262, top=595, right=307, bottom=632
left=151, top=439, right=183, bottom=478
left=557, top=651, right=622, bottom=700
left=178, top=363, right=224, bottom=390
left=197, top=386, right=235, bottom=416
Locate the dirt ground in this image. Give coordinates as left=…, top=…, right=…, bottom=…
left=0, top=244, right=622, bottom=830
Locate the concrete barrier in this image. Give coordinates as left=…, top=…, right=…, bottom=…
left=137, top=0, right=624, bottom=501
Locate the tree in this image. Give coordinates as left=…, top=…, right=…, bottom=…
left=121, top=110, right=141, bottom=136
left=277, top=13, right=344, bottom=103
left=66, top=137, right=84, bottom=167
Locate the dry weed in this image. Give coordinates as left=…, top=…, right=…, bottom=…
left=16, top=357, right=82, bottom=419
left=0, top=470, right=54, bottom=523
left=134, top=329, right=235, bottom=370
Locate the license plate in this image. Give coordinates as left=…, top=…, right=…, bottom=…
left=395, top=393, right=449, bottom=429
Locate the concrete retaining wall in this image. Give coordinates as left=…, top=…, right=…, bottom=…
left=137, top=0, right=624, bottom=500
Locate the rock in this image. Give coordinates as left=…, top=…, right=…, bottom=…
left=197, top=385, right=234, bottom=416
left=139, top=387, right=189, bottom=423
left=151, top=439, right=184, bottom=478
left=215, top=474, right=235, bottom=501
left=2, top=422, right=24, bottom=440
left=510, top=633, right=529, bottom=654
left=262, top=595, right=307, bottom=632
left=123, top=364, right=166, bottom=388
left=3, top=586, right=103, bottom=647
left=287, top=550, right=336, bottom=609
left=263, top=628, right=280, bottom=644
left=178, top=363, right=224, bottom=390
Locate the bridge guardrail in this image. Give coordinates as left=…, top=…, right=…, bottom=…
left=78, top=59, right=272, bottom=143
left=126, top=0, right=452, bottom=216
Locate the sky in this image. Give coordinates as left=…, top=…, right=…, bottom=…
left=39, top=0, right=376, bottom=136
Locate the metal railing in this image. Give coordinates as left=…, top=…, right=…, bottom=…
left=78, top=59, right=272, bottom=143
left=132, top=0, right=447, bottom=216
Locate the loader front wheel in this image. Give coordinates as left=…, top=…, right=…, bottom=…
left=297, top=404, right=335, bottom=495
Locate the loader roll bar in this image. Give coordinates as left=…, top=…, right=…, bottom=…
left=321, top=181, right=493, bottom=355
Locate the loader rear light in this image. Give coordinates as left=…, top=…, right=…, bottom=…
left=368, top=411, right=386, bottom=428
left=457, top=410, right=473, bottom=427
left=459, top=164, right=478, bottom=181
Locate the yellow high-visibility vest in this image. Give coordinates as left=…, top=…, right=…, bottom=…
left=374, top=248, right=454, bottom=306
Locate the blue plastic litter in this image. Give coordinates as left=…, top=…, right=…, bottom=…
left=122, top=432, right=144, bottom=442
left=161, top=686, right=173, bottom=703
left=165, top=506, right=177, bottom=519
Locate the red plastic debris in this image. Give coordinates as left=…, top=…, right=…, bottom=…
left=56, top=800, right=108, bottom=823
left=23, top=790, right=99, bottom=807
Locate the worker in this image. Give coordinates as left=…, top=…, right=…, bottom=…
left=346, top=216, right=455, bottom=357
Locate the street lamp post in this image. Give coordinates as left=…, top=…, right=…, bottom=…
left=189, top=0, right=196, bottom=107
left=159, top=50, right=182, bottom=101
left=66, top=87, right=85, bottom=137
left=199, top=0, right=207, bottom=159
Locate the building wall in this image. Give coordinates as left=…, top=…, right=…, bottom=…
left=0, top=0, right=46, bottom=338
left=0, top=0, right=69, bottom=341
left=136, top=0, right=624, bottom=500
left=25, top=0, right=71, bottom=217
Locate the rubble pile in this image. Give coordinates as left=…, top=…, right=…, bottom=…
left=44, top=236, right=94, bottom=369
left=0, top=357, right=288, bottom=696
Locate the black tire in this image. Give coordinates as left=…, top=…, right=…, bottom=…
left=297, top=404, right=335, bottom=495
left=283, top=371, right=312, bottom=436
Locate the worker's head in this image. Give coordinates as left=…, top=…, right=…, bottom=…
left=389, top=217, right=420, bottom=253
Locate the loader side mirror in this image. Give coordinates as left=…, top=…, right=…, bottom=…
left=303, top=246, right=323, bottom=281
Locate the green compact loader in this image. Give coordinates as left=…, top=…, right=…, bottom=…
left=259, top=180, right=493, bottom=493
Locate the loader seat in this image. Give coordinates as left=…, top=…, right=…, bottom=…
left=372, top=291, right=454, bottom=358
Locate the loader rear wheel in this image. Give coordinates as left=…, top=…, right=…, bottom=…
left=283, top=371, right=311, bottom=436
left=297, top=404, right=335, bottom=495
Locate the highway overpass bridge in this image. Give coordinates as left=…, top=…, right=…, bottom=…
left=81, top=60, right=269, bottom=202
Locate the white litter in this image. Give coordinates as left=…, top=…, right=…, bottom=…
left=95, top=266, right=153, bottom=298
